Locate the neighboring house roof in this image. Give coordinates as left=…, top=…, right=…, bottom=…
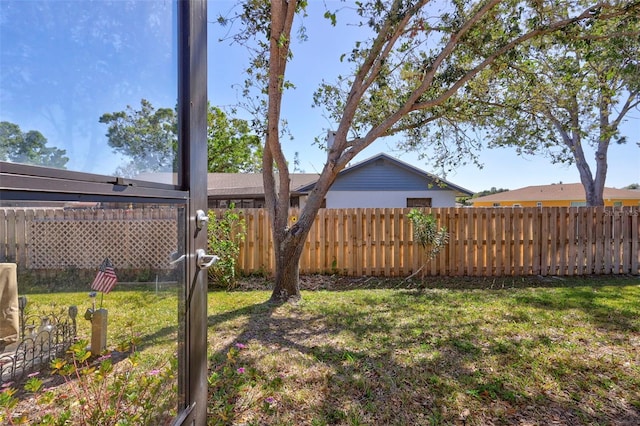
left=132, top=172, right=319, bottom=198
left=297, top=152, right=474, bottom=197
left=471, top=183, right=640, bottom=204
left=206, top=173, right=319, bottom=198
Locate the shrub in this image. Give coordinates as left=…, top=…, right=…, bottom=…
left=1, top=340, right=176, bottom=425
left=207, top=205, right=247, bottom=290
left=407, top=209, right=449, bottom=280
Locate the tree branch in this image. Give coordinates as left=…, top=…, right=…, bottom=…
left=264, top=0, right=299, bottom=232
left=611, top=90, right=640, bottom=129
left=411, top=4, right=619, bottom=112
left=334, top=0, right=429, bottom=160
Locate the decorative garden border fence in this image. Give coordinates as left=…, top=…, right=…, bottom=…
left=0, top=296, right=77, bottom=386
left=1, top=207, right=638, bottom=277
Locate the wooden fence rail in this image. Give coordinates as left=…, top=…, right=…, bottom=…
left=1, top=207, right=638, bottom=277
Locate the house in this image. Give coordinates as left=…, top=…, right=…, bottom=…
left=296, top=153, right=472, bottom=208
left=470, top=183, right=640, bottom=207
left=134, top=153, right=473, bottom=209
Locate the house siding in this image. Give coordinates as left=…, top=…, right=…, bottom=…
left=330, top=159, right=446, bottom=191
left=473, top=199, right=640, bottom=207
left=470, top=183, right=640, bottom=208
left=326, top=190, right=457, bottom=208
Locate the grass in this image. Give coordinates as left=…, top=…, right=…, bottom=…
left=206, top=276, right=640, bottom=425
left=11, top=276, right=640, bottom=425
left=6, top=285, right=180, bottom=424
left=20, top=284, right=179, bottom=361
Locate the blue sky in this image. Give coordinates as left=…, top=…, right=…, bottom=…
left=1, top=1, right=638, bottom=193
left=0, top=1, right=176, bottom=176
left=209, top=1, right=639, bottom=192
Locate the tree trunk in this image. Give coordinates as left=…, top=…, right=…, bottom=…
left=267, top=177, right=330, bottom=303
left=575, top=139, right=607, bottom=207
left=582, top=175, right=605, bottom=207
left=564, top=124, right=607, bottom=207
left=269, top=233, right=305, bottom=303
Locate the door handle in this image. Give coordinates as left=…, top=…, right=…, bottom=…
left=195, top=209, right=209, bottom=230
left=196, top=249, right=219, bottom=269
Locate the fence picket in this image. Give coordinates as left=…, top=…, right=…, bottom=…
left=631, top=209, right=639, bottom=273
left=454, top=208, right=462, bottom=276
left=621, top=209, right=630, bottom=272
left=613, top=209, right=622, bottom=274
left=594, top=207, right=603, bottom=274
left=7, top=210, right=18, bottom=266
left=363, top=209, right=372, bottom=276
left=520, top=208, right=528, bottom=275
left=575, top=208, right=586, bottom=275
left=603, top=208, right=613, bottom=273
left=474, top=208, right=491, bottom=277
left=392, top=209, right=400, bottom=276
left=558, top=207, right=568, bottom=275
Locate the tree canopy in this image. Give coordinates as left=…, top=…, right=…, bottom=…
left=100, top=99, right=262, bottom=176
left=0, top=121, right=69, bottom=168
left=99, top=99, right=177, bottom=175
left=429, top=1, right=640, bottom=206
left=207, top=106, right=262, bottom=173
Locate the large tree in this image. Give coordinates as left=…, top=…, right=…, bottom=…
left=0, top=121, right=69, bottom=168
left=447, top=3, right=639, bottom=206
left=100, top=99, right=262, bottom=175
left=207, top=105, right=262, bottom=173
left=99, top=99, right=177, bottom=175
left=226, top=0, right=636, bottom=302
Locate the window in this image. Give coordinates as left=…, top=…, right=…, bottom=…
left=536, top=202, right=543, bottom=207
left=407, top=198, right=432, bottom=207
left=493, top=202, right=501, bottom=207
left=208, top=198, right=265, bottom=209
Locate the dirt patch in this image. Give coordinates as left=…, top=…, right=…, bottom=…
left=234, top=273, right=639, bottom=292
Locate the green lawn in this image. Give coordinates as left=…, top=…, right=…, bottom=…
left=207, top=277, right=640, bottom=425
left=6, top=286, right=180, bottom=425
left=10, top=277, right=640, bottom=425
left=20, top=285, right=179, bottom=361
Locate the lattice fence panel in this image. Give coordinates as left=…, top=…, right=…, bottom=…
left=28, top=218, right=177, bottom=269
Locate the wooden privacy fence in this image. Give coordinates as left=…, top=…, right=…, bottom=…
left=1, top=207, right=638, bottom=277
left=230, top=207, right=639, bottom=277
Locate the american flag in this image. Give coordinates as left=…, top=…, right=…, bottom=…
left=91, top=258, right=118, bottom=294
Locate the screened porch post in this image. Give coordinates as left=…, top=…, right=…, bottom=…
left=178, top=0, right=208, bottom=423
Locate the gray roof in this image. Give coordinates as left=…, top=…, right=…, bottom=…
left=206, top=173, right=319, bottom=198
left=132, top=172, right=319, bottom=198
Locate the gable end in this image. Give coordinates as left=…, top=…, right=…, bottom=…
left=330, top=157, right=443, bottom=191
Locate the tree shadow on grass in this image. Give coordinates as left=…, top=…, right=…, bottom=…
left=135, top=324, right=178, bottom=352
left=206, top=287, right=640, bottom=425
left=510, top=285, right=640, bottom=333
